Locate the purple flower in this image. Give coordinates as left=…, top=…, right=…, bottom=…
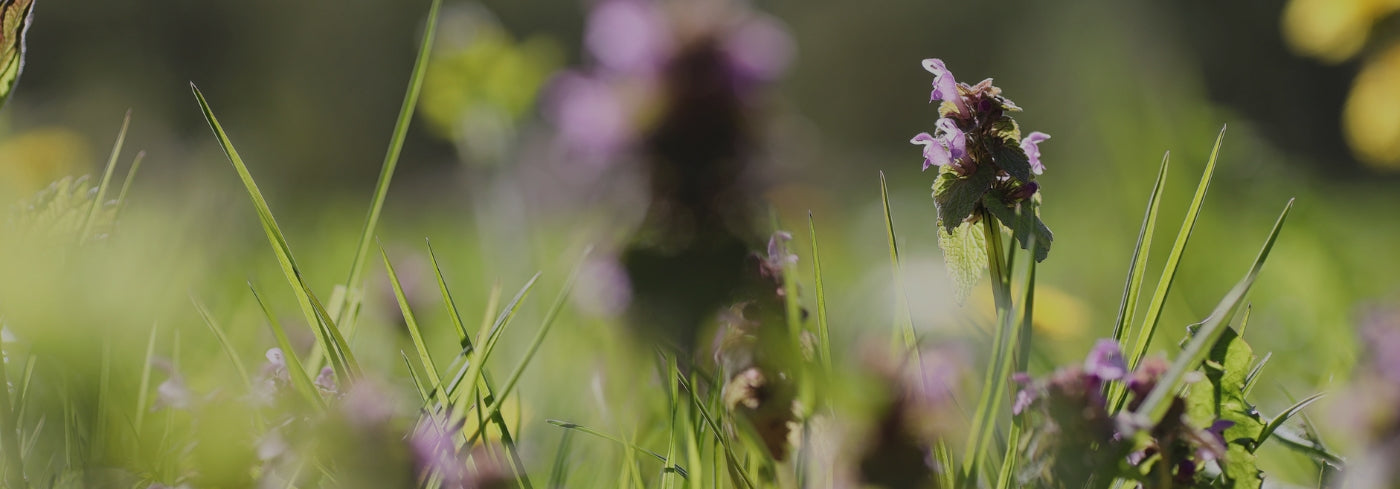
left=722, top=14, right=795, bottom=85
left=546, top=71, right=634, bottom=161
left=1020, top=131, right=1050, bottom=175
left=314, top=366, right=337, bottom=393
left=1083, top=339, right=1127, bottom=382
left=910, top=119, right=967, bottom=171
left=411, top=416, right=467, bottom=486
left=585, top=0, right=670, bottom=75
left=921, top=58, right=968, bottom=116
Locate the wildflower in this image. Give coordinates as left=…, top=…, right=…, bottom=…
left=1021, top=131, right=1051, bottom=175
left=585, top=0, right=670, bottom=75
left=314, top=366, right=337, bottom=393
left=910, top=118, right=968, bottom=172
left=921, top=58, right=968, bottom=116
left=855, top=346, right=967, bottom=489
left=1083, top=338, right=1127, bottom=382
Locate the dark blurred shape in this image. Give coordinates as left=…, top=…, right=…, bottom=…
left=545, top=0, right=791, bottom=353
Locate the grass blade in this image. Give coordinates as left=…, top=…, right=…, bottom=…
left=961, top=216, right=1019, bottom=481
left=1111, top=152, right=1170, bottom=344
left=113, top=150, right=145, bottom=221
left=880, top=172, right=918, bottom=353
left=381, top=245, right=443, bottom=391
left=134, top=323, right=158, bottom=432
left=191, top=83, right=359, bottom=379
left=1127, top=128, right=1226, bottom=371
left=546, top=420, right=688, bottom=479
left=336, top=0, right=443, bottom=335
left=807, top=212, right=832, bottom=372
left=440, top=274, right=540, bottom=406
left=466, top=249, right=590, bottom=442
left=191, top=295, right=254, bottom=390
left=426, top=238, right=470, bottom=344
left=80, top=109, right=131, bottom=244
left=1254, top=392, right=1324, bottom=449
left=249, top=283, right=326, bottom=410
left=1131, top=198, right=1292, bottom=424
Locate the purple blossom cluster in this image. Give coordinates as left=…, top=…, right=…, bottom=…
left=547, top=0, right=792, bottom=165
left=910, top=59, right=1050, bottom=179
left=1014, top=340, right=1231, bottom=488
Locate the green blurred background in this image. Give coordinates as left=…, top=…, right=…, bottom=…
left=2, top=0, right=1399, bottom=484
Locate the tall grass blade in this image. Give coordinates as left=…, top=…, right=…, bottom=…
left=807, top=212, right=832, bottom=372
left=1132, top=199, right=1292, bottom=424
left=337, top=0, right=443, bottom=335
left=546, top=420, right=688, bottom=479
left=1111, top=152, right=1169, bottom=344
left=962, top=216, right=1019, bottom=482
left=381, top=245, right=443, bottom=390
left=191, top=295, right=253, bottom=390
left=1127, top=128, right=1226, bottom=371
left=191, top=84, right=359, bottom=379
left=134, top=323, right=158, bottom=431
left=80, top=109, right=131, bottom=244
left=113, top=150, right=145, bottom=221
left=879, top=172, right=918, bottom=353
left=1255, top=392, right=1324, bottom=449
left=467, top=250, right=590, bottom=441
left=440, top=274, right=539, bottom=406
left=249, top=283, right=326, bottom=410
left=426, top=239, right=470, bottom=344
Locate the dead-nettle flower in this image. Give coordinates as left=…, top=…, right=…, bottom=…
left=1015, top=341, right=1233, bottom=487
left=912, top=58, right=1055, bottom=260
left=855, top=346, right=967, bottom=489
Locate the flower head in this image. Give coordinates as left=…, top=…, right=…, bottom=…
left=910, top=118, right=967, bottom=172
left=1021, top=131, right=1051, bottom=175
left=922, top=58, right=968, bottom=116
left=1083, top=339, right=1127, bottom=382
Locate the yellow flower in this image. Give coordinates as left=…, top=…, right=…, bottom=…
left=1345, top=43, right=1400, bottom=168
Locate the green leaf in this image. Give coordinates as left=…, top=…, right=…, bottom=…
left=1255, top=393, right=1324, bottom=449
left=937, top=221, right=987, bottom=304
left=988, top=139, right=1033, bottom=184
left=932, top=164, right=995, bottom=234
left=1182, top=328, right=1265, bottom=465
left=1126, top=127, right=1228, bottom=373
left=1131, top=198, right=1292, bottom=426
left=0, top=0, right=34, bottom=111
left=981, top=196, right=1052, bottom=262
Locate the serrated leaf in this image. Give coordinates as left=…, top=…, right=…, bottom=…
left=0, top=0, right=34, bottom=111
left=932, top=164, right=995, bottom=234
left=1183, top=326, right=1265, bottom=488
left=937, top=222, right=987, bottom=304
left=981, top=196, right=1052, bottom=262
left=988, top=139, right=1033, bottom=183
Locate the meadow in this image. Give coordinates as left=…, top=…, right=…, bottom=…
left=0, top=0, right=1397, bottom=488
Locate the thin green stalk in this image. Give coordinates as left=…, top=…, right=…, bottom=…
left=80, top=109, right=131, bottom=244
left=962, top=216, right=1017, bottom=483
left=0, top=341, right=26, bottom=488
left=335, top=0, right=443, bottom=337
left=807, top=212, right=833, bottom=373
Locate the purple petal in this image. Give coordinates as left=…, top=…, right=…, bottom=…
left=910, top=132, right=951, bottom=171
left=1084, top=339, right=1127, bottom=381
left=1012, top=388, right=1036, bottom=415
left=1020, top=131, right=1051, bottom=175
left=723, top=14, right=794, bottom=84
left=546, top=72, right=633, bottom=161
left=585, top=0, right=671, bottom=75
left=921, top=58, right=968, bottom=115
left=935, top=118, right=967, bottom=160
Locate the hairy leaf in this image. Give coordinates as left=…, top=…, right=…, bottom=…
left=937, top=221, right=987, bottom=304
left=932, top=164, right=995, bottom=234
left=0, top=0, right=33, bottom=110
left=982, top=196, right=1052, bottom=262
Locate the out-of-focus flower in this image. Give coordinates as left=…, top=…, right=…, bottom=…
left=571, top=252, right=633, bottom=318
left=585, top=0, right=670, bottom=75
left=544, top=72, right=634, bottom=163
left=722, top=14, right=795, bottom=86
left=1021, top=132, right=1050, bottom=175
left=0, top=128, right=92, bottom=196
left=419, top=4, right=561, bottom=165
left=1344, top=43, right=1400, bottom=169
left=854, top=346, right=967, bottom=489
left=314, top=366, right=337, bottom=393
left=1083, top=338, right=1127, bottom=382
left=1282, top=0, right=1400, bottom=63
left=1335, top=305, right=1400, bottom=489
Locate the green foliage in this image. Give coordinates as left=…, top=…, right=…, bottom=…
left=982, top=195, right=1052, bottom=263
left=932, top=164, right=996, bottom=234
left=0, top=0, right=33, bottom=110
left=1183, top=326, right=1264, bottom=489
left=937, top=221, right=987, bottom=304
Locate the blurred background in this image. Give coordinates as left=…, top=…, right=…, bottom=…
left=2, top=0, right=1399, bottom=485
